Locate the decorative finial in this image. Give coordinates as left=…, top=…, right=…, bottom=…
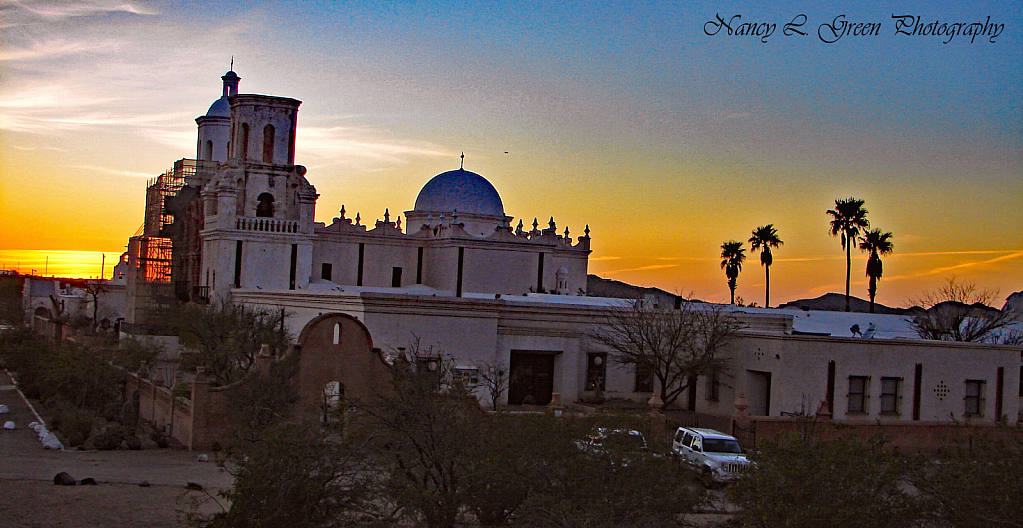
left=355, top=212, right=361, bottom=226
left=230, top=56, right=234, bottom=70
left=584, top=224, right=590, bottom=237
left=549, top=217, right=556, bottom=229
left=396, top=216, right=402, bottom=230
left=460, top=152, right=464, bottom=169
left=564, top=226, right=570, bottom=238
left=452, top=208, right=458, bottom=223
left=340, top=205, right=346, bottom=220
left=532, top=218, right=539, bottom=230
left=384, top=208, right=390, bottom=222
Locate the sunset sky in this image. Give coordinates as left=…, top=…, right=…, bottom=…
left=1, top=0, right=1020, bottom=307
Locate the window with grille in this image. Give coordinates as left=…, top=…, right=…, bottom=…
left=706, top=370, right=721, bottom=402
left=964, top=380, right=985, bottom=416
left=880, top=377, right=901, bottom=415
left=634, top=361, right=653, bottom=393
left=847, top=376, right=869, bottom=414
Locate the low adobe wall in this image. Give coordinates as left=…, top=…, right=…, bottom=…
left=125, top=373, right=195, bottom=448
left=741, top=415, right=1020, bottom=453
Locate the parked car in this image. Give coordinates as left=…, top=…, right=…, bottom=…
left=671, top=427, right=750, bottom=486
left=577, top=428, right=649, bottom=465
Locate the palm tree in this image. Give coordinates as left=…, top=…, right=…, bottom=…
left=748, top=225, right=783, bottom=308
left=826, top=198, right=869, bottom=312
left=858, top=229, right=893, bottom=314
left=720, top=241, right=746, bottom=305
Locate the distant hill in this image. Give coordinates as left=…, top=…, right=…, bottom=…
left=777, top=293, right=909, bottom=315
left=586, top=275, right=692, bottom=302
left=1003, top=291, right=1023, bottom=317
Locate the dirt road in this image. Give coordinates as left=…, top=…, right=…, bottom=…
left=0, top=371, right=232, bottom=527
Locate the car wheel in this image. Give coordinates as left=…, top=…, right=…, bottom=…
left=700, top=467, right=716, bottom=489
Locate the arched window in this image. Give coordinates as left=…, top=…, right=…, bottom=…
left=263, top=124, right=275, bottom=163
left=204, top=140, right=213, bottom=161
left=256, top=193, right=275, bottom=217
left=333, top=322, right=341, bottom=345
left=240, top=123, right=250, bottom=160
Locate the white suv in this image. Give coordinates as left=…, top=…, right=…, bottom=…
left=672, top=427, right=750, bottom=485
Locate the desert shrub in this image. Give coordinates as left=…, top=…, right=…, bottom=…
left=112, top=338, right=163, bottom=369
left=729, top=433, right=919, bottom=528
left=910, top=429, right=1023, bottom=528
left=198, top=424, right=375, bottom=528
left=510, top=414, right=699, bottom=528
left=47, top=399, right=96, bottom=447
left=0, top=329, right=126, bottom=439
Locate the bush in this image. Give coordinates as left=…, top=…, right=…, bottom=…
left=197, top=424, right=374, bottom=528
left=910, top=429, right=1023, bottom=528
left=48, top=399, right=96, bottom=447
left=729, top=433, right=919, bottom=528
left=0, top=329, right=127, bottom=441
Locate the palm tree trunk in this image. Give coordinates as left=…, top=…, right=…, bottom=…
left=845, top=236, right=852, bottom=312
left=765, top=265, right=771, bottom=308
left=868, top=276, right=877, bottom=313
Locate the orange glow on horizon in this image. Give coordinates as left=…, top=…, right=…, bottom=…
left=0, top=250, right=120, bottom=280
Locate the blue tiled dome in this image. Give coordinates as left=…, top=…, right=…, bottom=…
left=206, top=97, right=230, bottom=118
left=414, top=169, right=505, bottom=217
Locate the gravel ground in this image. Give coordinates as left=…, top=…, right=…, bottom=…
left=0, top=370, right=231, bottom=527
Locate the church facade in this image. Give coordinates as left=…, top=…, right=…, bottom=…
left=122, top=71, right=1020, bottom=427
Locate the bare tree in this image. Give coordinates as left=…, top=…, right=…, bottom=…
left=477, top=361, right=509, bottom=411
left=588, top=300, right=743, bottom=410
left=908, top=275, right=1001, bottom=308
left=175, top=300, right=291, bottom=386
left=907, top=276, right=1020, bottom=343
left=80, top=280, right=107, bottom=334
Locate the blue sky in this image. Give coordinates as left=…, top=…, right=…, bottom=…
left=1, top=0, right=1020, bottom=305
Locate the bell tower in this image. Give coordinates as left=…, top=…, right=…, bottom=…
left=200, top=92, right=318, bottom=300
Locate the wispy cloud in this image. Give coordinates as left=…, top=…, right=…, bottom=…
left=656, top=256, right=716, bottom=262
left=884, top=250, right=1023, bottom=282
left=298, top=125, right=452, bottom=167
left=7, top=0, right=158, bottom=19
left=0, top=38, right=99, bottom=61
left=70, top=165, right=155, bottom=179
left=603, top=264, right=679, bottom=275
left=589, top=256, right=622, bottom=261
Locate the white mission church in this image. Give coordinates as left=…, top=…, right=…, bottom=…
left=122, top=71, right=1020, bottom=424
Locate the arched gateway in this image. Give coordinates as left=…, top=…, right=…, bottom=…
left=293, top=313, right=392, bottom=419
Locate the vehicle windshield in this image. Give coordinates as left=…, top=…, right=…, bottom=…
left=703, top=438, right=743, bottom=454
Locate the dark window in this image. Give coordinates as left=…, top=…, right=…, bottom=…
left=681, top=432, right=694, bottom=448
left=263, top=124, right=275, bottom=163
left=634, top=361, right=654, bottom=392
left=965, top=380, right=985, bottom=416
left=880, top=377, right=901, bottom=415
left=392, top=267, right=402, bottom=287
left=256, top=193, right=275, bottom=217
left=585, top=353, right=606, bottom=391
left=847, top=376, right=868, bottom=414
left=205, top=140, right=213, bottom=161
left=321, top=263, right=332, bottom=281
left=706, top=370, right=721, bottom=401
